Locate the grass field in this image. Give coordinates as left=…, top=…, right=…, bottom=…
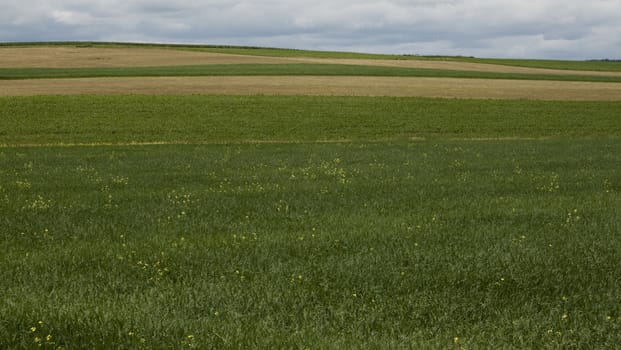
left=2, top=138, right=621, bottom=349
left=1, top=95, right=621, bottom=145
left=1, top=42, right=621, bottom=349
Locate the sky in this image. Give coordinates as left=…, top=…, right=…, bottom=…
left=2, top=0, right=621, bottom=59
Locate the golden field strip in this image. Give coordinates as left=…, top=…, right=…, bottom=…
left=1, top=46, right=620, bottom=100
left=0, top=47, right=295, bottom=68
left=2, top=76, right=621, bottom=100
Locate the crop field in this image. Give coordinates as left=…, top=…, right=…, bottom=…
left=4, top=76, right=621, bottom=100
left=1, top=43, right=621, bottom=349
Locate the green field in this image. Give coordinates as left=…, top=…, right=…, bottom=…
left=1, top=93, right=621, bottom=348
left=2, top=64, right=621, bottom=83
left=2, top=95, right=620, bottom=145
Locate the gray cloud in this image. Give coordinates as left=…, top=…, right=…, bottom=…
left=2, top=0, right=621, bottom=59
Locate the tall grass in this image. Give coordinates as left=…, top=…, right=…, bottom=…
left=1, top=140, right=620, bottom=348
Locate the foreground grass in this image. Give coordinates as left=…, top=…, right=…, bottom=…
left=2, top=64, right=621, bottom=83
left=1, top=139, right=621, bottom=348
left=2, top=95, right=620, bottom=348
left=1, top=95, right=621, bottom=145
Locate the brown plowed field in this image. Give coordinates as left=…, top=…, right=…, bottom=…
left=2, top=76, right=621, bottom=100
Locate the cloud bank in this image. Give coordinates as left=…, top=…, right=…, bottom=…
left=2, top=0, right=621, bottom=59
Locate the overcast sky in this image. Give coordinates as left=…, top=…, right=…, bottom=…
left=2, top=0, right=621, bottom=59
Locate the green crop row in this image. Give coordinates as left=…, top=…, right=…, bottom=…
left=1, top=64, right=621, bottom=82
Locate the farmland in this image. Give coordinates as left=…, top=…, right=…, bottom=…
left=1, top=43, right=621, bottom=349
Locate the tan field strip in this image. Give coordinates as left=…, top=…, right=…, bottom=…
left=0, top=47, right=295, bottom=68
left=1, top=47, right=620, bottom=77
left=2, top=76, right=621, bottom=100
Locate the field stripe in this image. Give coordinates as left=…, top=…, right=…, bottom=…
left=0, top=140, right=355, bottom=148
left=292, top=57, right=621, bottom=77
left=2, top=76, right=621, bottom=100
left=0, top=137, right=568, bottom=148
left=2, top=64, right=620, bottom=83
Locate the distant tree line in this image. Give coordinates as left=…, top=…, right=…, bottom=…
left=588, top=59, right=621, bottom=62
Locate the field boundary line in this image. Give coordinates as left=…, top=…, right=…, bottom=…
left=0, top=136, right=590, bottom=148
left=0, top=139, right=355, bottom=148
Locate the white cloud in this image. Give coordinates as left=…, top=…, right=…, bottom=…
left=2, top=0, right=621, bottom=59
left=50, top=10, right=95, bottom=25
